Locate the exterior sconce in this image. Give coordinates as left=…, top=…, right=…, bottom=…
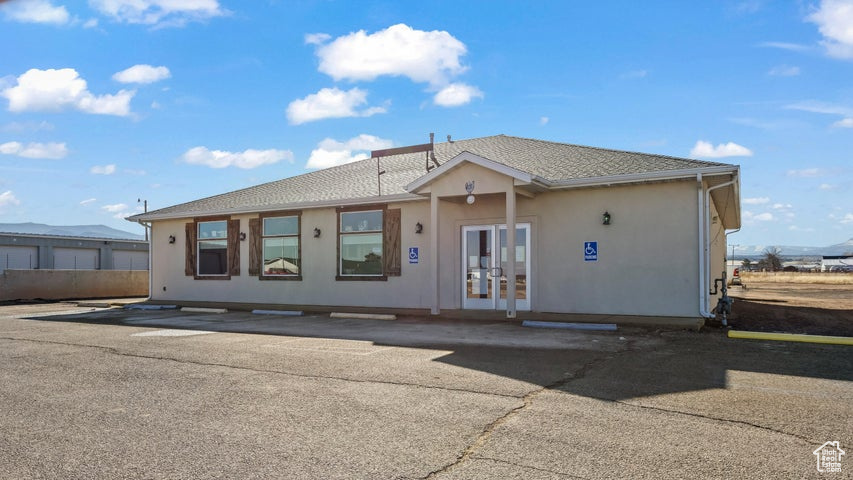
left=313, top=227, right=321, bottom=238
left=239, top=232, right=247, bottom=241
left=602, top=211, right=612, bottom=225
left=465, top=180, right=475, bottom=204
left=415, top=222, right=423, bottom=234
left=168, top=235, right=176, bottom=244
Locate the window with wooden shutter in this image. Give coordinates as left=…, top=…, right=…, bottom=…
left=227, top=219, right=240, bottom=276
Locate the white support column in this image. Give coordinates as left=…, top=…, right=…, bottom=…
left=430, top=194, right=440, bottom=315
left=505, top=188, right=517, bottom=318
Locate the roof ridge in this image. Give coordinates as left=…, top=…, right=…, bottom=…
left=497, top=134, right=727, bottom=167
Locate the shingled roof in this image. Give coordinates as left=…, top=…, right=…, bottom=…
left=130, top=134, right=736, bottom=221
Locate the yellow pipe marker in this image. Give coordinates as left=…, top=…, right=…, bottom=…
left=728, top=330, right=853, bottom=346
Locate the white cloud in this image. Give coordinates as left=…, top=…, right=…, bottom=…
left=102, top=203, right=128, bottom=213
left=433, top=83, right=483, bottom=107
left=689, top=140, right=753, bottom=158
left=2, top=0, right=70, bottom=24
left=286, top=87, right=386, bottom=125
left=785, top=100, right=853, bottom=116
left=0, top=120, right=54, bottom=133
left=89, top=0, right=227, bottom=27
left=772, top=203, right=793, bottom=210
left=756, top=41, right=810, bottom=51
left=304, top=32, right=331, bottom=45
left=819, top=183, right=836, bottom=190
left=787, top=168, right=822, bottom=177
left=767, top=65, right=800, bottom=76
left=0, top=190, right=21, bottom=210
left=80, top=198, right=97, bottom=205
left=312, top=23, right=469, bottom=87
left=90, top=164, right=117, bottom=175
left=306, top=135, right=394, bottom=169
left=112, top=65, right=171, bottom=84
left=743, top=197, right=770, bottom=205
left=833, top=117, right=853, bottom=127
left=807, top=0, right=853, bottom=59
left=743, top=210, right=774, bottom=222
left=837, top=212, right=853, bottom=224
left=540, top=116, right=549, bottom=126
left=181, top=146, right=293, bottom=169
left=1, top=68, right=134, bottom=116
left=0, top=141, right=68, bottom=159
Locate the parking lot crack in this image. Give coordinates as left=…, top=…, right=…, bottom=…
left=612, top=400, right=818, bottom=445
left=419, top=347, right=627, bottom=479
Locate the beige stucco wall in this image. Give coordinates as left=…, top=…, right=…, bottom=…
left=149, top=161, right=730, bottom=319
left=0, top=269, right=148, bottom=301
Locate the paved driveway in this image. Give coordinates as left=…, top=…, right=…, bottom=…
left=0, top=303, right=850, bottom=479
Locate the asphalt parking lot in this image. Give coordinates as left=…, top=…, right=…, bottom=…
left=0, top=303, right=850, bottom=479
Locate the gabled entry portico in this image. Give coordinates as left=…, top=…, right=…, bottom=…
left=406, top=151, right=546, bottom=319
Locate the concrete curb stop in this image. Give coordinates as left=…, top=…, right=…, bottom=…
left=522, top=320, right=618, bottom=331
left=181, top=307, right=228, bottom=314
left=252, top=309, right=303, bottom=316
left=330, top=312, right=397, bottom=321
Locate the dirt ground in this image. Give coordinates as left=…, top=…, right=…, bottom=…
left=727, top=281, right=853, bottom=337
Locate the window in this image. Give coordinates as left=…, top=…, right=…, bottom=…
left=198, top=220, right=228, bottom=276
left=339, top=210, right=383, bottom=276
left=262, top=215, right=300, bottom=276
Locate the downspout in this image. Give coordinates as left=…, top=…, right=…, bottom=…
left=699, top=174, right=737, bottom=319
left=137, top=220, right=153, bottom=301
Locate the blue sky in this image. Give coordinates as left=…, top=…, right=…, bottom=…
left=1, top=0, right=851, bottom=248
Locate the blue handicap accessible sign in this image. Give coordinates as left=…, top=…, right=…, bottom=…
left=584, top=242, right=598, bottom=261
left=408, top=247, right=419, bottom=264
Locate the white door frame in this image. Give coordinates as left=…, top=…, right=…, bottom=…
left=462, top=223, right=531, bottom=311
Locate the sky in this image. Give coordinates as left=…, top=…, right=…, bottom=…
left=0, top=0, right=851, bottom=248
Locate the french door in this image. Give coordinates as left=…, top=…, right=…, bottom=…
left=462, top=224, right=531, bottom=310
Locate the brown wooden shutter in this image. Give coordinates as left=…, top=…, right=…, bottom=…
left=384, top=208, right=401, bottom=276
left=228, top=219, right=240, bottom=276
left=248, top=217, right=261, bottom=276
left=185, top=222, right=196, bottom=276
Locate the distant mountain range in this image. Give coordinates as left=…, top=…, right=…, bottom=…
left=0, top=222, right=145, bottom=241
left=733, top=238, right=853, bottom=257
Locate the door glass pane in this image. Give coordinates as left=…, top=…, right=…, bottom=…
left=499, top=227, right=527, bottom=300
left=466, top=229, right=492, bottom=300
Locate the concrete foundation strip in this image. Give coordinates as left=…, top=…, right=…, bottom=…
left=330, top=312, right=397, bottom=321
left=728, top=330, right=853, bottom=346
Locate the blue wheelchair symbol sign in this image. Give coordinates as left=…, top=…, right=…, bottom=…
left=408, top=247, right=419, bottom=264
left=584, top=242, right=598, bottom=261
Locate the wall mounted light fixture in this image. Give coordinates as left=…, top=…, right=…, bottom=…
left=415, top=222, right=423, bottom=234
left=602, top=211, right=612, bottom=225
left=168, top=235, right=176, bottom=244
left=239, top=232, right=247, bottom=241
left=313, top=227, right=321, bottom=238
left=465, top=180, right=475, bottom=204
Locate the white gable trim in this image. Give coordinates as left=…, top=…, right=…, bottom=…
left=405, top=151, right=545, bottom=193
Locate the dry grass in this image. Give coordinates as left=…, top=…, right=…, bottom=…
left=741, top=271, right=853, bottom=285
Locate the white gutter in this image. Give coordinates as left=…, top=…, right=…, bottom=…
left=549, top=165, right=736, bottom=190
left=698, top=173, right=738, bottom=319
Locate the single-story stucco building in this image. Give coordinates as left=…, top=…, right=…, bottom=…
left=128, top=134, right=740, bottom=327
